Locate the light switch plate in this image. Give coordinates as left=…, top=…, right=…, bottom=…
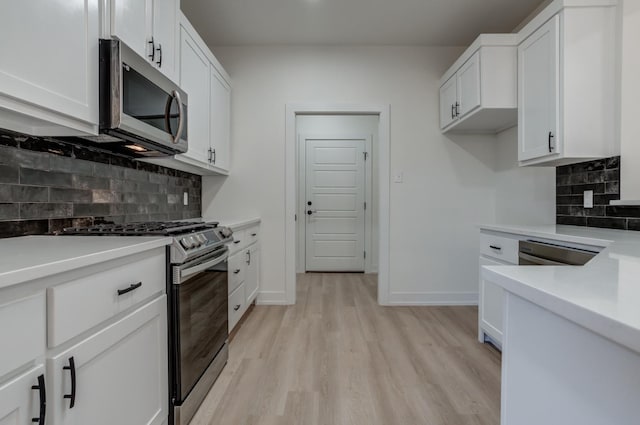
left=394, top=172, right=404, bottom=183
left=584, top=190, right=594, bottom=208
left=183, top=191, right=189, bottom=206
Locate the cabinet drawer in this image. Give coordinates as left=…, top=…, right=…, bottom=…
left=246, top=225, right=259, bottom=246
left=229, top=229, right=246, bottom=254
left=0, top=293, right=46, bottom=378
left=229, top=283, right=246, bottom=332
left=47, top=248, right=165, bottom=347
left=228, top=251, right=246, bottom=294
left=479, top=232, right=520, bottom=264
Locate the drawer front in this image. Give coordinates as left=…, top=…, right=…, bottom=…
left=0, top=293, right=45, bottom=378
left=47, top=248, right=165, bottom=347
left=246, top=225, right=259, bottom=246
left=229, top=283, right=246, bottom=332
left=229, top=229, right=246, bottom=254
left=480, top=232, right=520, bottom=264
left=228, top=251, right=246, bottom=294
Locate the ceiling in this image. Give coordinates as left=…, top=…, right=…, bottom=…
left=181, top=0, right=546, bottom=47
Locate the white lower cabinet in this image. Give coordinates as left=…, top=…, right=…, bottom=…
left=48, top=296, right=168, bottom=425
left=227, top=221, right=261, bottom=333
left=0, top=365, right=46, bottom=425
left=245, top=244, right=260, bottom=304
left=479, top=256, right=506, bottom=346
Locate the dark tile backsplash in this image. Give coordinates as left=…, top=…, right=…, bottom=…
left=0, top=129, right=201, bottom=238
left=556, top=156, right=640, bottom=231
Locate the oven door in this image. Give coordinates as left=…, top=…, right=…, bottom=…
left=172, top=247, right=228, bottom=402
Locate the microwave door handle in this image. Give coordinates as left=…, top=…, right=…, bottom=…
left=172, top=90, right=185, bottom=144
left=164, top=95, right=174, bottom=135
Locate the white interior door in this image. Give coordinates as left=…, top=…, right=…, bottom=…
left=305, top=139, right=366, bottom=272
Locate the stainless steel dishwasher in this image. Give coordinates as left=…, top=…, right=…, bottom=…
left=519, top=240, right=600, bottom=266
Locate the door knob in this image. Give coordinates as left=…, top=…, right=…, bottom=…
left=307, top=210, right=313, bottom=215
left=307, top=201, right=312, bottom=206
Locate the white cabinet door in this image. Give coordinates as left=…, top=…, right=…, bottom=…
left=518, top=15, right=560, bottom=162
left=0, top=0, right=99, bottom=125
left=179, top=26, right=211, bottom=166
left=439, top=75, right=458, bottom=129
left=152, top=0, right=177, bottom=81
left=111, top=0, right=153, bottom=60
left=479, top=256, right=505, bottom=346
left=0, top=365, right=46, bottom=425
left=245, top=244, right=260, bottom=304
left=210, top=66, right=231, bottom=172
left=457, top=51, right=481, bottom=118
left=48, top=297, right=168, bottom=425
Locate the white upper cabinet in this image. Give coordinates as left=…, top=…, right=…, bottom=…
left=110, top=0, right=178, bottom=82
left=439, top=34, right=518, bottom=134
left=519, top=16, right=560, bottom=162
left=179, top=26, right=211, bottom=165
left=457, top=51, right=481, bottom=118
left=0, top=0, right=99, bottom=136
left=146, top=13, right=232, bottom=176
left=439, top=75, right=458, bottom=129
left=210, top=67, right=232, bottom=172
left=517, top=0, right=619, bottom=166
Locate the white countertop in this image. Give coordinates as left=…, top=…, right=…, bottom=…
left=480, top=224, right=640, bottom=354
left=216, top=217, right=261, bottom=230
left=0, top=236, right=172, bottom=290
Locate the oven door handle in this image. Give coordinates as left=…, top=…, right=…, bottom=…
left=179, top=250, right=229, bottom=281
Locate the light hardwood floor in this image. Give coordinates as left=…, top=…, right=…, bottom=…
left=190, top=273, right=501, bottom=425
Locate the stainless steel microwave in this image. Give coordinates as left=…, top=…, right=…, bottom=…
left=93, top=39, right=188, bottom=157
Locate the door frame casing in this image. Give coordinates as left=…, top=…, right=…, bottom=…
left=285, top=104, right=391, bottom=305
left=297, top=134, right=373, bottom=274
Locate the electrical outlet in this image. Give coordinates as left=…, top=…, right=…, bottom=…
left=183, top=191, right=189, bottom=206
left=584, top=190, right=594, bottom=208
left=394, top=171, right=404, bottom=183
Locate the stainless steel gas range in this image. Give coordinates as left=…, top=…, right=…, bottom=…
left=61, top=221, right=233, bottom=425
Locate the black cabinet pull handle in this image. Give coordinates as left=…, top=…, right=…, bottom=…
left=147, top=37, right=155, bottom=62
left=234, top=240, right=241, bottom=244
left=234, top=269, right=241, bottom=274
left=212, top=149, right=216, bottom=164
left=451, top=104, right=455, bottom=119
left=63, top=357, right=76, bottom=409
left=155, top=44, right=162, bottom=67
left=31, top=374, right=46, bottom=424
left=251, top=233, right=257, bottom=237
left=455, top=102, right=460, bottom=117
left=117, top=282, right=142, bottom=296
left=548, top=131, right=555, bottom=152
left=234, top=304, right=241, bottom=311
left=207, top=148, right=213, bottom=162
left=489, top=245, right=502, bottom=251
left=246, top=250, right=251, bottom=266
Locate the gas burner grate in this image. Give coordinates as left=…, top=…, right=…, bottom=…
left=60, top=221, right=218, bottom=236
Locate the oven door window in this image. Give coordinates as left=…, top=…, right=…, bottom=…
left=122, top=64, right=188, bottom=141
left=176, top=260, right=227, bottom=399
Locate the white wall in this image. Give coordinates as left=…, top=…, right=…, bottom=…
left=494, top=127, right=556, bottom=225
left=202, top=45, right=556, bottom=305
left=295, top=115, right=379, bottom=274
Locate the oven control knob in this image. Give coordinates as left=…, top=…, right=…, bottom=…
left=190, top=235, right=201, bottom=247
left=180, top=237, right=193, bottom=249
left=197, top=234, right=207, bottom=244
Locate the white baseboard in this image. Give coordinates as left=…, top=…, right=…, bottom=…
left=256, top=291, right=288, bottom=305
left=388, top=291, right=479, bottom=306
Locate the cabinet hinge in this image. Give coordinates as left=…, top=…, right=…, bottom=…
left=363, top=152, right=368, bottom=161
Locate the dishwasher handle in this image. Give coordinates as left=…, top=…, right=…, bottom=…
left=518, top=251, right=567, bottom=266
